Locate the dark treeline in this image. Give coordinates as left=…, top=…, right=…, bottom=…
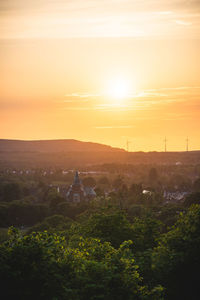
left=1, top=150, right=200, bottom=169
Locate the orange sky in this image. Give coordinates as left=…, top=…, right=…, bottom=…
left=1, top=0, right=200, bottom=151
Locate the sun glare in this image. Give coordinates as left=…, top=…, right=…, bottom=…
left=105, top=77, right=134, bottom=106
left=108, top=78, right=130, bottom=99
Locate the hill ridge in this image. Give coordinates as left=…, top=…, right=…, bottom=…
left=0, top=139, right=125, bottom=153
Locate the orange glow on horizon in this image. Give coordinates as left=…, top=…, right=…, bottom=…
left=0, top=1, right=200, bottom=151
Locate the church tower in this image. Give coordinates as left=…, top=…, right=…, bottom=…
left=66, top=171, right=86, bottom=202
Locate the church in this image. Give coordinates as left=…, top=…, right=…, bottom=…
left=66, top=171, right=96, bottom=202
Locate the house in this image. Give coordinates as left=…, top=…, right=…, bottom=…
left=163, top=190, right=189, bottom=203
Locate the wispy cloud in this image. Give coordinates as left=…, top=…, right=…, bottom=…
left=63, top=106, right=93, bottom=111
left=136, top=92, right=168, bottom=97
left=175, top=20, right=192, bottom=26
left=64, top=99, right=89, bottom=103
left=1, top=0, right=200, bottom=39
left=63, top=86, right=200, bottom=112
left=145, top=86, right=200, bottom=91
left=65, top=93, right=101, bottom=98
left=94, top=125, right=133, bottom=129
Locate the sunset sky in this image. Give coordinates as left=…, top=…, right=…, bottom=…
left=1, top=0, right=200, bottom=151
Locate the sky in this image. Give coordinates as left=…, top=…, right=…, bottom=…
left=1, top=0, right=200, bottom=151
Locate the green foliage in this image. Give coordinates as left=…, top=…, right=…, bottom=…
left=152, top=205, right=200, bottom=299
left=49, top=193, right=66, bottom=213
left=156, top=204, right=184, bottom=229
left=0, top=231, right=163, bottom=300
left=0, top=200, right=48, bottom=227
left=74, top=211, right=133, bottom=248
left=0, top=166, right=199, bottom=299
left=72, top=210, right=162, bottom=255
left=1, top=182, right=22, bottom=202
left=56, top=201, right=90, bottom=219
left=28, top=214, right=73, bottom=233
left=127, top=204, right=147, bottom=219
left=131, top=217, right=162, bottom=253
left=183, top=192, right=200, bottom=208
left=0, top=228, right=9, bottom=243
left=94, top=186, right=105, bottom=197
left=0, top=231, right=68, bottom=300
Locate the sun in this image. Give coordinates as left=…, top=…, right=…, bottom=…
left=102, top=76, right=136, bottom=107
left=108, top=78, right=130, bottom=99
left=104, top=77, right=134, bottom=107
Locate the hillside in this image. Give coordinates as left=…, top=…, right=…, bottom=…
left=0, top=139, right=125, bottom=153
left=0, top=139, right=200, bottom=168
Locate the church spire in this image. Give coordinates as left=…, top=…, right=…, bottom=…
left=73, top=171, right=81, bottom=185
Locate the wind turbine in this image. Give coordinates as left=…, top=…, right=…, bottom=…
left=164, top=137, right=167, bottom=152
left=126, top=140, right=131, bottom=152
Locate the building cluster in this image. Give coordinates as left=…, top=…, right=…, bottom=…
left=163, top=190, right=189, bottom=203
left=66, top=171, right=96, bottom=202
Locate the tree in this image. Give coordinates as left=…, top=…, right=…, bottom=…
left=94, top=186, right=104, bottom=197
left=156, top=204, right=184, bottom=229
left=129, top=183, right=143, bottom=196
left=112, top=176, right=124, bottom=190
left=49, top=193, right=66, bottom=212
left=152, top=205, right=200, bottom=299
left=28, top=214, right=73, bottom=233
left=193, top=178, right=200, bottom=192
left=183, top=192, right=200, bottom=208
left=75, top=211, right=133, bottom=248
left=0, top=230, right=163, bottom=300
left=148, top=168, right=158, bottom=185
left=98, top=176, right=110, bottom=186
left=82, top=177, right=96, bottom=187
left=2, top=182, right=22, bottom=202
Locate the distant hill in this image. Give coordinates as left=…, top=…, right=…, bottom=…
left=0, top=139, right=200, bottom=169
left=0, top=139, right=125, bottom=153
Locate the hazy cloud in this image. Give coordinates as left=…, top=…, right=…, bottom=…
left=1, top=0, right=200, bottom=39
left=175, top=20, right=192, bottom=26
left=62, top=86, right=200, bottom=112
